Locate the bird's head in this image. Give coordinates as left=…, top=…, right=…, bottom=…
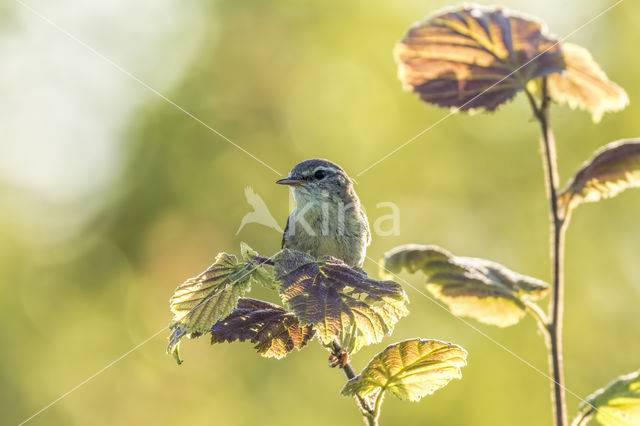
left=276, top=159, right=355, bottom=204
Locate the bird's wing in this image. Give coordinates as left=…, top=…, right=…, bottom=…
left=244, top=186, right=260, bottom=206
left=361, top=209, right=372, bottom=247
left=281, top=215, right=290, bottom=249
left=246, top=186, right=273, bottom=213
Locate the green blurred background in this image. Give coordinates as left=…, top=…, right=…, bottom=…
left=1, top=0, right=639, bottom=425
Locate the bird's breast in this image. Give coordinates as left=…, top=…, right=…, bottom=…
left=282, top=203, right=369, bottom=267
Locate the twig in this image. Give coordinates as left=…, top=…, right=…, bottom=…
left=328, top=342, right=378, bottom=426
left=526, top=78, right=569, bottom=426
left=523, top=298, right=550, bottom=341
left=250, top=255, right=274, bottom=266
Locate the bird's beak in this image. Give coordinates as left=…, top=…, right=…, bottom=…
left=276, top=177, right=305, bottom=186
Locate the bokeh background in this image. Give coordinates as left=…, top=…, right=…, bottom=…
left=1, top=0, right=639, bottom=425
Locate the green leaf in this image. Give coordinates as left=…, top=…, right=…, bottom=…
left=558, top=139, right=640, bottom=216
left=274, top=249, right=409, bottom=354
left=382, top=244, right=548, bottom=327
left=240, top=241, right=259, bottom=262
left=394, top=4, right=565, bottom=112
left=576, top=370, right=640, bottom=426
left=547, top=43, right=628, bottom=123
left=167, top=252, right=253, bottom=363
left=342, top=338, right=466, bottom=402
left=210, top=298, right=314, bottom=359
left=240, top=242, right=279, bottom=290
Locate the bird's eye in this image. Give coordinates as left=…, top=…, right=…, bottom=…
left=314, top=170, right=327, bottom=180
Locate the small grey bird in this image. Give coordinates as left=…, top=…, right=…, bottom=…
left=276, top=159, right=371, bottom=268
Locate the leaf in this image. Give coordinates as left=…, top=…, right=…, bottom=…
left=547, top=43, right=628, bottom=123
left=167, top=252, right=253, bottom=364
left=394, top=4, right=565, bottom=111
left=381, top=244, right=548, bottom=327
left=240, top=241, right=259, bottom=262
left=558, top=139, right=640, bottom=216
left=240, top=242, right=279, bottom=290
left=210, top=298, right=314, bottom=359
left=342, top=338, right=467, bottom=402
left=274, top=249, right=409, bottom=354
left=576, top=370, right=640, bottom=426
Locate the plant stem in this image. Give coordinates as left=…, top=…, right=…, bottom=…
left=250, top=255, right=274, bottom=266
left=523, top=298, right=549, bottom=340
left=329, top=342, right=378, bottom=426
left=371, top=390, right=385, bottom=424
left=526, top=79, right=568, bottom=426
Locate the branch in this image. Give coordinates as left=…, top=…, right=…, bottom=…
left=523, top=298, right=549, bottom=339
left=526, top=78, right=569, bottom=426
left=328, top=342, right=378, bottom=426
left=250, top=255, right=274, bottom=266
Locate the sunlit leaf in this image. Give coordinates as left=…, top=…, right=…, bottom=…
left=240, top=242, right=278, bottom=290
left=167, top=252, right=253, bottom=364
left=575, top=370, right=640, bottom=426
left=381, top=244, right=548, bottom=327
left=210, top=298, right=314, bottom=359
left=274, top=249, right=409, bottom=354
left=558, top=139, right=640, bottom=216
left=395, top=4, right=565, bottom=111
left=240, top=241, right=259, bottom=262
left=342, top=338, right=466, bottom=403
left=546, top=43, right=628, bottom=123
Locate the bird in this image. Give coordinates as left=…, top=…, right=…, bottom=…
left=276, top=159, right=371, bottom=268
left=236, top=186, right=283, bottom=235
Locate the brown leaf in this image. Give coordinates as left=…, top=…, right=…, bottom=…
left=547, top=43, right=628, bottom=123
left=210, top=298, right=314, bottom=359
left=395, top=4, right=565, bottom=111
left=558, top=139, right=640, bottom=215
left=274, top=249, right=409, bottom=354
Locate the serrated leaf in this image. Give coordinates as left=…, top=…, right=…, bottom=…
left=382, top=244, right=548, bottom=327
left=558, top=139, right=640, bottom=216
left=167, top=252, right=253, bottom=363
left=240, top=242, right=279, bottom=290
left=251, top=263, right=278, bottom=290
left=169, top=253, right=252, bottom=333
left=342, top=338, right=467, bottom=402
left=210, top=298, right=314, bottom=359
left=274, top=249, right=409, bottom=354
left=395, top=4, right=565, bottom=112
left=547, top=43, right=628, bottom=123
left=576, top=370, right=640, bottom=426
left=240, top=241, right=259, bottom=262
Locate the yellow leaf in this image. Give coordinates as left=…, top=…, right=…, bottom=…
left=548, top=43, right=628, bottom=123
left=342, top=338, right=467, bottom=402
left=577, top=370, right=640, bottom=426
left=382, top=244, right=548, bottom=327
